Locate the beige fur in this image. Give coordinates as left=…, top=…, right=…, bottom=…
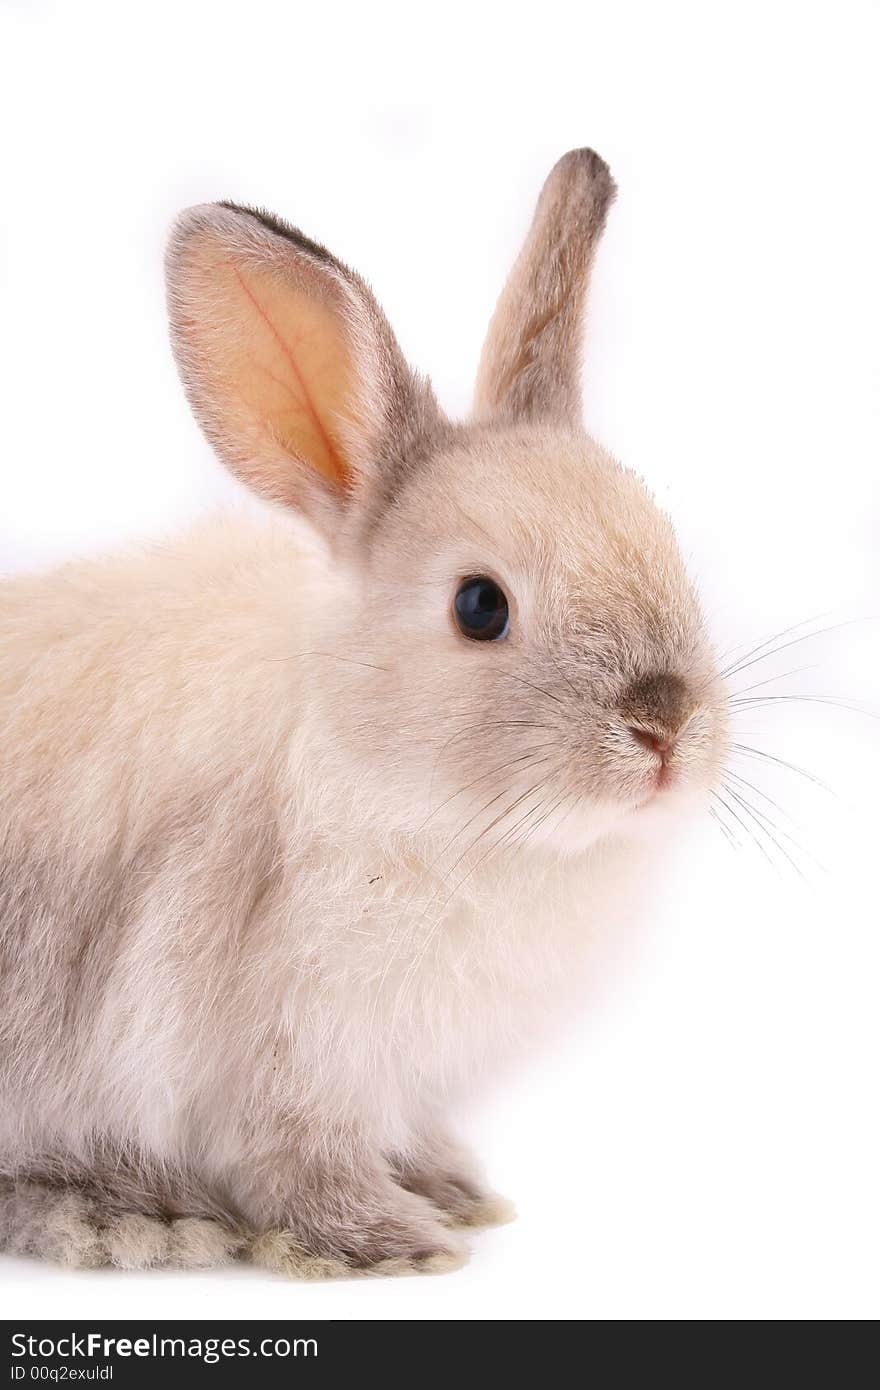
left=0, top=150, right=728, bottom=1276
left=474, top=147, right=615, bottom=424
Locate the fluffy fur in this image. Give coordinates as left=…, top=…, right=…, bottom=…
left=0, top=150, right=728, bottom=1275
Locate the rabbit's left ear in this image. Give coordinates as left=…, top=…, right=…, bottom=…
left=473, top=149, right=616, bottom=426
left=166, top=202, right=442, bottom=534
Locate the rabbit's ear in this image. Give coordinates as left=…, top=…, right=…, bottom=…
left=167, top=203, right=440, bottom=530
left=473, top=149, right=616, bottom=426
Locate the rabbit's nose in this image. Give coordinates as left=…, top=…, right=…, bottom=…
left=619, top=672, right=693, bottom=750
left=628, top=726, right=673, bottom=755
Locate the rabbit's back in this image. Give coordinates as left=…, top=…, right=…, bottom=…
left=0, top=517, right=322, bottom=1157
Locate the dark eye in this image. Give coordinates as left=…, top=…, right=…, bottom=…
left=453, top=576, right=509, bottom=642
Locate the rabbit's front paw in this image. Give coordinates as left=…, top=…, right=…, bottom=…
left=248, top=1166, right=469, bottom=1278
left=401, top=1168, right=515, bottom=1230
left=393, top=1133, right=516, bottom=1229
left=333, top=1190, right=470, bottom=1275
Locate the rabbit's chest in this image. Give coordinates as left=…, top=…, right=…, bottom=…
left=285, top=840, right=618, bottom=1091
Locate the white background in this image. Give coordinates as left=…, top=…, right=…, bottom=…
left=2, top=0, right=878, bottom=1320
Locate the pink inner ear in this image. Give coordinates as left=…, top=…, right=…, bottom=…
left=230, top=266, right=347, bottom=486
left=179, top=236, right=360, bottom=498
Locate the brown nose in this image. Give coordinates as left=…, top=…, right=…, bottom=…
left=620, top=672, right=691, bottom=748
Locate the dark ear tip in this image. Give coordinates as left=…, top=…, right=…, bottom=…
left=216, top=201, right=335, bottom=265
left=166, top=201, right=335, bottom=270
left=549, top=148, right=617, bottom=206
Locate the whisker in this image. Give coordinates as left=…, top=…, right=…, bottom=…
left=494, top=792, right=554, bottom=855
left=547, top=650, right=581, bottom=701
left=496, top=773, right=570, bottom=852
left=546, top=783, right=583, bottom=842
left=717, top=612, right=831, bottom=681
left=437, top=771, right=556, bottom=887
left=728, top=664, right=819, bottom=698
left=417, top=743, right=557, bottom=834
left=366, top=773, right=543, bottom=1047
left=380, top=751, right=556, bottom=972
left=712, top=789, right=778, bottom=873
left=425, top=717, right=552, bottom=804
left=722, top=617, right=877, bottom=685
left=427, top=717, right=552, bottom=762
left=722, top=775, right=825, bottom=874
left=391, top=773, right=558, bottom=1019
left=266, top=650, right=390, bottom=672
left=510, top=784, right=571, bottom=850
left=731, top=742, right=833, bottom=794
left=729, top=694, right=879, bottom=719
left=723, top=766, right=798, bottom=826
left=430, top=757, right=555, bottom=861
left=505, top=672, right=567, bottom=707
left=721, top=781, right=808, bottom=880
left=709, top=803, right=740, bottom=850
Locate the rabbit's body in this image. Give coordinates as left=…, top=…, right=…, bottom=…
left=0, top=512, right=651, bottom=1272
left=0, top=151, right=728, bottom=1274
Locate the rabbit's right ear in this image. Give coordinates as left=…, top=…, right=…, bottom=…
left=166, top=203, right=441, bottom=534
left=473, top=149, right=616, bottom=426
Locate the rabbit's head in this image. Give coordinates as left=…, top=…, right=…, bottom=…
left=167, top=150, right=728, bottom=852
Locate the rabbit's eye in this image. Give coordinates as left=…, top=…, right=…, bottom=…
left=453, top=576, right=509, bottom=642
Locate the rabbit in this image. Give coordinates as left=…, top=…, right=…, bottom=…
left=0, top=149, right=729, bottom=1277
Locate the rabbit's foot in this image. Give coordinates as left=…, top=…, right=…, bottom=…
left=247, top=1163, right=468, bottom=1278
left=392, top=1132, right=516, bottom=1230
